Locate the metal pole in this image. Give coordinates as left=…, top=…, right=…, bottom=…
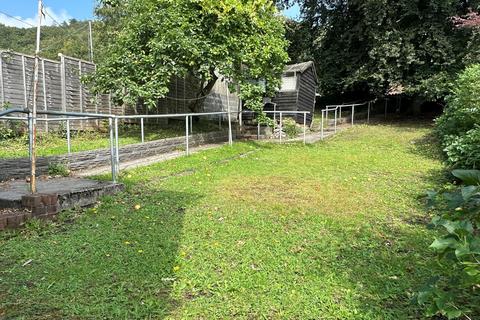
left=114, top=117, right=119, bottom=174
left=321, top=110, right=324, bottom=140
left=351, top=105, right=355, bottom=126
left=66, top=119, right=71, bottom=154
left=227, top=84, right=233, bottom=146
left=185, top=115, right=189, bottom=155
left=140, top=117, right=144, bottom=143
left=279, top=112, right=283, bottom=142
left=334, top=108, right=337, bottom=133
left=303, top=113, right=307, bottom=145
left=367, top=102, right=371, bottom=124
left=339, top=107, right=342, bottom=119
left=108, top=118, right=116, bottom=182
left=88, top=21, right=94, bottom=62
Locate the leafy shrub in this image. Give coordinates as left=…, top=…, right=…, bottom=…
left=0, top=120, right=26, bottom=141
left=48, top=162, right=70, bottom=177
left=436, top=64, right=480, bottom=167
left=416, top=169, right=480, bottom=319
left=443, top=126, right=480, bottom=168
left=282, top=118, right=300, bottom=139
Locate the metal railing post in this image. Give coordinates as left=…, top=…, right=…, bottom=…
left=339, top=107, right=342, bottom=119
left=334, top=108, right=337, bottom=133
left=66, top=119, right=71, bottom=154
left=279, top=112, right=283, bottom=142
left=185, top=115, right=189, bottom=155
left=108, top=118, right=116, bottom=182
left=227, top=111, right=233, bottom=146
left=321, top=110, right=324, bottom=140
left=351, top=105, right=355, bottom=126
left=114, top=117, right=120, bottom=175
left=140, top=117, right=144, bottom=143
left=303, top=112, right=307, bottom=145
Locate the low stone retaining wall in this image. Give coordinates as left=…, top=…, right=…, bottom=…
left=0, top=131, right=231, bottom=181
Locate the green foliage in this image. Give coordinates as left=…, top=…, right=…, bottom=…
left=416, top=170, right=480, bottom=319
left=0, top=120, right=25, bottom=141
left=436, top=64, right=480, bottom=168
left=47, top=162, right=70, bottom=177
left=282, top=117, right=300, bottom=138
left=0, top=20, right=97, bottom=61
left=92, top=0, right=288, bottom=123
left=290, top=0, right=480, bottom=98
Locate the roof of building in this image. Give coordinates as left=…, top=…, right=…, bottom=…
left=284, top=61, right=315, bottom=73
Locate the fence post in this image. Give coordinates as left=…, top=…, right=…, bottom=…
left=190, top=116, right=193, bottom=135
left=279, top=112, right=283, bottom=142
left=339, top=107, right=342, bottom=119
left=60, top=54, right=67, bottom=113
left=108, top=118, right=116, bottom=182
left=367, top=102, right=371, bottom=124
left=351, top=105, right=355, bottom=126
left=22, top=55, right=28, bottom=108
left=303, top=112, right=307, bottom=145
left=66, top=119, right=71, bottom=154
left=41, top=59, right=48, bottom=132
left=185, top=115, right=189, bottom=155
left=78, top=61, right=83, bottom=130
left=0, top=52, right=4, bottom=106
left=257, top=120, right=260, bottom=140
left=28, top=112, right=33, bottom=161
left=114, top=117, right=120, bottom=175
left=226, top=84, right=233, bottom=146
left=140, top=117, right=144, bottom=143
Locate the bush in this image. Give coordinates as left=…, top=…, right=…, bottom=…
left=436, top=64, right=480, bottom=168
left=416, top=170, right=480, bottom=319
left=282, top=118, right=301, bottom=139
left=48, top=162, right=70, bottom=177
left=443, top=126, right=480, bottom=168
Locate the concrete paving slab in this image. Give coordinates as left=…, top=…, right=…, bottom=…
left=0, top=177, right=124, bottom=209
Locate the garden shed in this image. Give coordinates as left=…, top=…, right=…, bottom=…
left=270, top=61, right=317, bottom=125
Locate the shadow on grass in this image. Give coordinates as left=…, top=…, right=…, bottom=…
left=0, top=187, right=203, bottom=319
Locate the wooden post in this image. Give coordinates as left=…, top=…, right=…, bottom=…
left=41, top=59, right=48, bottom=132
left=0, top=52, right=4, bottom=106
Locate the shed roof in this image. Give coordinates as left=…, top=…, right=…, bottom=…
left=284, top=61, right=315, bottom=73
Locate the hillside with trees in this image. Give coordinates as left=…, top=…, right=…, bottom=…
left=0, top=20, right=95, bottom=61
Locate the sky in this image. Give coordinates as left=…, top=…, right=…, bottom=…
left=0, top=1, right=300, bottom=29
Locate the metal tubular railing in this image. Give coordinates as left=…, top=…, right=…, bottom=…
left=0, top=108, right=311, bottom=192
left=320, top=101, right=375, bottom=139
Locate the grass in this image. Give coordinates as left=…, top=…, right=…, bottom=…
left=0, top=122, right=447, bottom=319
left=0, top=119, right=220, bottom=159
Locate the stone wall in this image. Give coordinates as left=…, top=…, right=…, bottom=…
left=0, top=131, right=231, bottom=181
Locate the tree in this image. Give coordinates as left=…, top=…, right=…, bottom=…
left=92, top=0, right=289, bottom=119
left=289, top=0, right=480, bottom=101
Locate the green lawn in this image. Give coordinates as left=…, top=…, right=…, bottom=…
left=0, top=122, right=447, bottom=319
left=0, top=120, right=220, bottom=159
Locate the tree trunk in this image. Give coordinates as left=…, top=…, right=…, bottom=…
left=187, top=70, right=219, bottom=117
